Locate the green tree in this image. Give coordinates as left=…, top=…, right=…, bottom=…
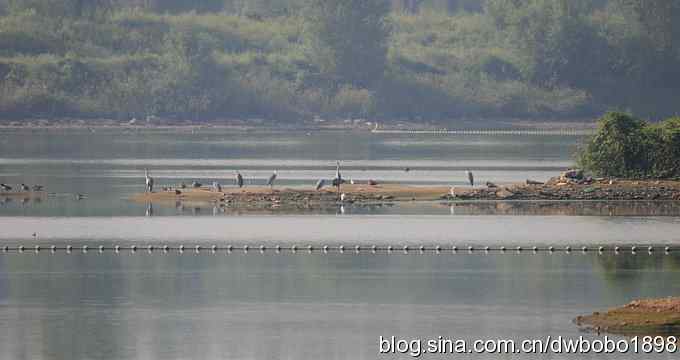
left=303, top=0, right=391, bottom=88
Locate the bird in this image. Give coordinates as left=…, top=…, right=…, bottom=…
left=486, top=181, right=498, bottom=188
left=32, top=185, right=44, bottom=191
left=315, top=179, right=326, bottom=191
left=192, top=181, right=202, bottom=188
left=180, top=182, right=187, bottom=189
left=340, top=193, right=347, bottom=202
left=174, top=189, right=182, bottom=195
left=20, top=184, right=29, bottom=191
left=1, top=184, right=11, bottom=192
left=449, top=186, right=456, bottom=198
left=212, top=182, right=222, bottom=192
left=267, top=170, right=278, bottom=189
left=465, top=170, right=474, bottom=187
left=404, top=167, right=411, bottom=172
left=349, top=178, right=355, bottom=185
left=145, top=168, right=154, bottom=193
left=75, top=193, right=86, bottom=200
left=236, top=172, right=244, bottom=188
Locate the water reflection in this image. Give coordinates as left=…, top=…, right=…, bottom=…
left=0, top=253, right=678, bottom=359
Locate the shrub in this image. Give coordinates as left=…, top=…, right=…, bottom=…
left=577, top=112, right=680, bottom=178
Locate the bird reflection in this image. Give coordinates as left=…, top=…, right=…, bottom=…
left=145, top=203, right=154, bottom=217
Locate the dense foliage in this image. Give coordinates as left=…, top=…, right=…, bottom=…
left=577, top=112, right=680, bottom=178
left=0, top=0, right=679, bottom=122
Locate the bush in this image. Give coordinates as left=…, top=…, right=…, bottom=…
left=577, top=112, right=680, bottom=178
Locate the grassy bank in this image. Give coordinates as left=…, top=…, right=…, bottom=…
left=1, top=1, right=680, bottom=123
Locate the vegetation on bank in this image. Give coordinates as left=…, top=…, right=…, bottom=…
left=1, top=0, right=679, bottom=122
left=577, top=112, right=680, bottom=179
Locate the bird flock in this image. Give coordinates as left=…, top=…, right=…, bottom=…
left=141, top=164, right=478, bottom=200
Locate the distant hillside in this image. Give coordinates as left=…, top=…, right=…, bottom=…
left=0, top=0, right=678, bottom=123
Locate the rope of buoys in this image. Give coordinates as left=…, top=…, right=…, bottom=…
left=0, top=245, right=675, bottom=255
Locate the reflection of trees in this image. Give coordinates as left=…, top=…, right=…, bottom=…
left=446, top=201, right=680, bottom=216
left=594, top=254, right=680, bottom=283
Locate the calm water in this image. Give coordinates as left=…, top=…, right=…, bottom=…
left=1, top=128, right=679, bottom=359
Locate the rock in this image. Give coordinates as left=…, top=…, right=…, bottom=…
left=560, top=169, right=584, bottom=181
left=526, top=179, right=544, bottom=185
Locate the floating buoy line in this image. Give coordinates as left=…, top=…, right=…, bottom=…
left=0, top=245, right=676, bottom=255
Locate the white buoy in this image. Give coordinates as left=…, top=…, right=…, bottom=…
left=354, top=245, right=360, bottom=253
left=148, top=245, right=154, bottom=253
left=212, top=245, right=217, bottom=253
left=115, top=245, right=120, bottom=253
left=66, top=245, right=72, bottom=253
left=195, top=245, right=200, bottom=253
left=339, top=245, right=344, bottom=253
left=371, top=245, right=377, bottom=253
left=82, top=245, right=88, bottom=253
left=34, top=245, right=40, bottom=253
left=99, top=245, right=105, bottom=253
left=260, top=245, right=266, bottom=253
left=51, top=245, right=56, bottom=253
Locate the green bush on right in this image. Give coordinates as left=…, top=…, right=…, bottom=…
left=577, top=112, right=680, bottom=179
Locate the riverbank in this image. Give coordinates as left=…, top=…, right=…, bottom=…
left=129, top=178, right=680, bottom=207
left=576, top=298, right=680, bottom=336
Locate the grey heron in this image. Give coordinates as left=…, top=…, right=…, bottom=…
left=333, top=161, right=343, bottom=201
left=192, top=181, right=202, bottom=188
left=315, top=179, right=326, bottom=191
left=180, top=182, right=187, bottom=189
left=236, top=172, right=244, bottom=188
left=486, top=181, right=497, bottom=188
left=20, top=184, right=29, bottom=191
left=145, top=169, right=154, bottom=192
left=465, top=170, right=474, bottom=187
left=1, top=184, right=11, bottom=192
left=267, top=170, right=278, bottom=188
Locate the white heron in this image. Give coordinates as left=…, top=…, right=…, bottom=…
left=315, top=179, right=326, bottom=191
left=449, top=186, right=456, bottom=198
left=465, top=170, right=474, bottom=187
left=212, top=182, right=222, bottom=192
left=267, top=170, right=278, bottom=189
left=145, top=168, right=154, bottom=192
left=236, top=172, right=244, bottom=188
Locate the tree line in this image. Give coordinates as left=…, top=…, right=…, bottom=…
left=0, top=0, right=679, bottom=122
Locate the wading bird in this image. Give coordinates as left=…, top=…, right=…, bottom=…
left=145, top=169, right=154, bottom=193
left=449, top=186, right=456, bottom=198
left=192, top=181, right=202, bottom=188
left=20, top=184, right=30, bottom=191
left=465, top=170, right=474, bottom=187
left=32, top=185, right=44, bottom=191
left=267, top=170, right=278, bottom=189
left=486, top=181, right=497, bottom=188
left=212, top=182, right=222, bottom=192
left=315, top=179, right=326, bottom=191
left=1, top=184, right=12, bottom=192
left=236, top=172, right=244, bottom=188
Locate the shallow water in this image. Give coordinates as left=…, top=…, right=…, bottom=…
left=1, top=128, right=679, bottom=360
left=0, top=128, right=575, bottom=217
